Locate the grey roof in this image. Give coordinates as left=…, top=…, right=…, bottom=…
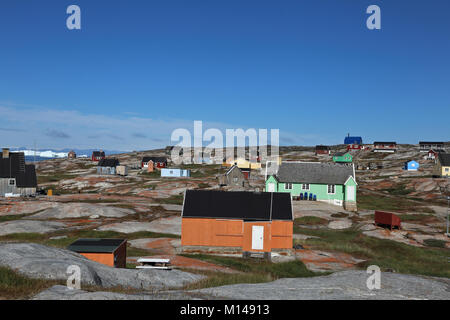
left=438, top=153, right=450, bottom=166
left=274, top=162, right=354, bottom=185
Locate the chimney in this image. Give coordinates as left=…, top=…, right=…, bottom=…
left=2, top=148, right=9, bottom=159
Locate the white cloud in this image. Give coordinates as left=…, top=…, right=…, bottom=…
left=0, top=104, right=328, bottom=150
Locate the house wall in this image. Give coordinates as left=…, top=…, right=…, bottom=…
left=333, top=154, right=352, bottom=162
left=113, top=242, right=127, bottom=268
left=182, top=218, right=244, bottom=247
left=161, top=168, right=190, bottom=177
left=0, top=179, right=36, bottom=197
left=269, top=220, right=293, bottom=249
left=80, top=252, right=115, bottom=267
left=0, top=178, right=16, bottom=196
left=271, top=180, right=346, bottom=202
left=434, top=159, right=450, bottom=177
left=97, top=167, right=116, bottom=175
left=78, top=243, right=126, bottom=268
left=181, top=218, right=293, bottom=252
left=227, top=168, right=245, bottom=186
left=116, top=165, right=128, bottom=176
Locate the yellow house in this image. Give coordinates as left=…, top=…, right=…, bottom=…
left=223, top=157, right=262, bottom=170
left=435, top=153, right=450, bottom=177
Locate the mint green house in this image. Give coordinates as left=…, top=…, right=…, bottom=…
left=265, top=162, right=357, bottom=211
left=332, top=152, right=352, bottom=163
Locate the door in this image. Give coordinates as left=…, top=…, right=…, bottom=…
left=346, top=186, right=355, bottom=201
left=251, top=226, right=264, bottom=250
left=267, top=183, right=275, bottom=192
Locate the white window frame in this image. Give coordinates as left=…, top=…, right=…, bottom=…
left=302, top=183, right=310, bottom=191
left=9, top=179, right=15, bottom=186
left=285, top=183, right=293, bottom=190
left=327, top=184, right=336, bottom=194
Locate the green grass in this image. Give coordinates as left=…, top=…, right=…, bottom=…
left=294, top=227, right=450, bottom=278
left=331, top=213, right=349, bottom=218
left=398, top=213, right=438, bottom=222
left=0, top=266, right=60, bottom=299
left=357, top=193, right=434, bottom=213
left=423, top=239, right=447, bottom=248
left=37, top=173, right=78, bottom=184
left=1, top=229, right=179, bottom=249
left=382, top=184, right=414, bottom=196
left=139, top=170, right=160, bottom=178
left=42, top=185, right=73, bottom=195
left=0, top=232, right=47, bottom=242
left=0, top=213, right=30, bottom=223
left=294, top=216, right=328, bottom=226
left=126, top=246, right=155, bottom=257
left=181, top=254, right=321, bottom=290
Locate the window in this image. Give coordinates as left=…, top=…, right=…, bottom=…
left=9, top=179, right=15, bottom=186
left=302, top=183, right=310, bottom=190
left=285, top=183, right=293, bottom=190
left=327, top=184, right=335, bottom=194
left=445, top=168, right=449, bottom=172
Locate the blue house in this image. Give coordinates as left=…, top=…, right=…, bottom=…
left=344, top=135, right=363, bottom=145
left=404, top=160, right=419, bottom=171
left=161, top=168, right=191, bottom=177
left=344, top=134, right=363, bottom=150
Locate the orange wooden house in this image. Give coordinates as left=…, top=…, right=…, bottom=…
left=181, top=190, right=293, bottom=256
left=68, top=238, right=127, bottom=268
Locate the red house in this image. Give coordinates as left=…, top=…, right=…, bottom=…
left=141, top=156, right=167, bottom=169
left=373, top=142, right=397, bottom=153
left=374, top=211, right=401, bottom=230
left=315, top=145, right=330, bottom=155
left=91, top=151, right=106, bottom=161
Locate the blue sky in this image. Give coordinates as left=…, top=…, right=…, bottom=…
left=0, top=0, right=449, bottom=151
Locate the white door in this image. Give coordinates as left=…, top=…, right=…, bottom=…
left=267, top=183, right=275, bottom=192
left=251, top=226, right=264, bottom=250
left=346, top=186, right=355, bottom=201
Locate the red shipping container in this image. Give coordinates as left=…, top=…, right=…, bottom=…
left=374, top=211, right=401, bottom=230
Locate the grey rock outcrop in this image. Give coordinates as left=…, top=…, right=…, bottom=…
left=0, top=243, right=203, bottom=290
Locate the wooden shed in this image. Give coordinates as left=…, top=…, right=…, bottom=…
left=181, top=190, right=293, bottom=255
left=68, top=238, right=127, bottom=268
